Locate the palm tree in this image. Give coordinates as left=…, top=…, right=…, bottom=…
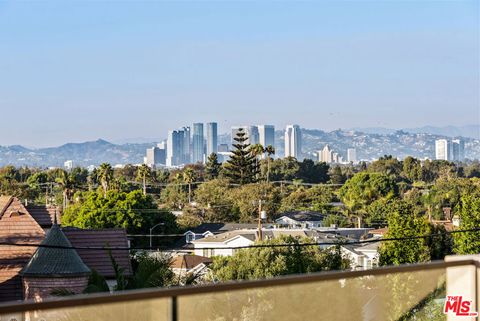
left=56, top=170, right=75, bottom=209
left=265, top=145, right=275, bottom=183
left=249, top=144, right=265, bottom=180
left=136, top=164, right=152, bottom=196
left=183, top=168, right=197, bottom=203
left=97, top=163, right=113, bottom=197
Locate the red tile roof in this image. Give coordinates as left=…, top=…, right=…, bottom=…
left=171, top=255, right=212, bottom=270
left=63, top=228, right=132, bottom=278
left=26, top=205, right=61, bottom=227
left=0, top=197, right=45, bottom=302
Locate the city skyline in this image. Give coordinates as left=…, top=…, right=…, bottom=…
left=0, top=1, right=478, bottom=147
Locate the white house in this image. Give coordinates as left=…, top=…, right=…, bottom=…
left=191, top=229, right=348, bottom=257
left=341, top=242, right=380, bottom=270
left=192, top=230, right=257, bottom=257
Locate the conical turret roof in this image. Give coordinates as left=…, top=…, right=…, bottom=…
left=21, top=224, right=90, bottom=277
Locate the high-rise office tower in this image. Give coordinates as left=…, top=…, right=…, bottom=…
left=192, top=123, right=204, bottom=163
left=145, top=146, right=166, bottom=167
left=167, top=130, right=185, bottom=166
left=258, top=125, right=275, bottom=148
left=284, top=125, right=301, bottom=158
left=451, top=139, right=465, bottom=161
left=206, top=122, right=218, bottom=156
left=248, top=126, right=259, bottom=145
left=180, top=126, right=191, bottom=164
left=435, top=139, right=450, bottom=161
left=319, top=144, right=333, bottom=163
left=347, top=148, right=357, bottom=163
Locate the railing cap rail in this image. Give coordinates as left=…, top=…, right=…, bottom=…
left=0, top=258, right=477, bottom=314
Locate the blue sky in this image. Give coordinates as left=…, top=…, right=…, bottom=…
left=0, top=0, right=478, bottom=147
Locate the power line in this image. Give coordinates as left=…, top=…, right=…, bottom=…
left=0, top=227, right=478, bottom=252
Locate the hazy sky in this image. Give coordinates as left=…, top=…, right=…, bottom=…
left=0, top=1, right=478, bottom=147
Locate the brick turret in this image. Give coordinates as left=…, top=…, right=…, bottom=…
left=20, top=223, right=90, bottom=301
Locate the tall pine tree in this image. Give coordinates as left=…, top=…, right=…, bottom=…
left=224, top=128, right=258, bottom=185
left=205, top=153, right=221, bottom=180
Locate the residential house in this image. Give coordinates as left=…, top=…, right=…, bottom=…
left=275, top=211, right=325, bottom=228
left=26, top=205, right=61, bottom=231
left=0, top=196, right=45, bottom=302
left=0, top=196, right=132, bottom=302
left=191, top=229, right=349, bottom=257
left=175, top=223, right=264, bottom=250
left=170, top=254, right=212, bottom=283
left=63, top=227, right=133, bottom=289
left=341, top=242, right=380, bottom=270
left=21, top=224, right=91, bottom=301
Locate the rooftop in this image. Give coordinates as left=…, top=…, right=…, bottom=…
left=276, top=211, right=326, bottom=222
left=63, top=227, right=132, bottom=278
left=21, top=225, right=91, bottom=277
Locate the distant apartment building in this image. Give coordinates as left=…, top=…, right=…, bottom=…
left=145, top=146, right=166, bottom=167
left=64, top=160, right=74, bottom=170
left=206, top=122, right=218, bottom=156
left=284, top=125, right=301, bottom=158
left=319, top=145, right=343, bottom=163
left=435, top=139, right=449, bottom=160
left=347, top=148, right=357, bottom=163
left=192, top=123, right=204, bottom=163
left=436, top=138, right=465, bottom=161
left=258, top=125, right=275, bottom=148
left=167, top=129, right=185, bottom=166
left=319, top=145, right=333, bottom=163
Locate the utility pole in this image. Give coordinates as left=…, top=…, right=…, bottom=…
left=257, top=200, right=268, bottom=241
left=257, top=199, right=263, bottom=241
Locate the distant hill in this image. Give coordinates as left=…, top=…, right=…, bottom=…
left=1, top=128, right=479, bottom=167
left=0, top=139, right=154, bottom=167
left=295, top=129, right=480, bottom=161
left=351, top=125, right=480, bottom=139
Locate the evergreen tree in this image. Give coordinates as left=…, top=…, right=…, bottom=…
left=224, top=128, right=258, bottom=185
left=205, top=153, right=221, bottom=180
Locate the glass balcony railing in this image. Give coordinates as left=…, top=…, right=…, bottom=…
left=0, top=257, right=478, bottom=321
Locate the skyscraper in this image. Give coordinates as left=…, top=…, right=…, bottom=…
left=181, top=126, right=191, bottom=164
left=451, top=139, right=465, bottom=161
left=284, top=125, right=301, bottom=158
left=206, top=122, right=218, bottom=156
left=167, top=130, right=185, bottom=166
left=192, top=123, right=204, bottom=163
left=258, top=125, right=275, bottom=148
left=347, top=148, right=357, bottom=163
left=319, top=144, right=333, bottom=163
left=145, top=146, right=166, bottom=167
left=435, top=139, right=450, bottom=161
left=248, top=126, right=259, bottom=145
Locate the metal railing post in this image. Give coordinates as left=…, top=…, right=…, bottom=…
left=171, top=296, right=178, bottom=321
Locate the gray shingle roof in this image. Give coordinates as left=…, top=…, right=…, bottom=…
left=21, top=224, right=90, bottom=277
left=276, top=211, right=326, bottom=222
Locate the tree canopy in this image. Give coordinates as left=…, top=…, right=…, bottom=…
left=211, top=235, right=350, bottom=281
